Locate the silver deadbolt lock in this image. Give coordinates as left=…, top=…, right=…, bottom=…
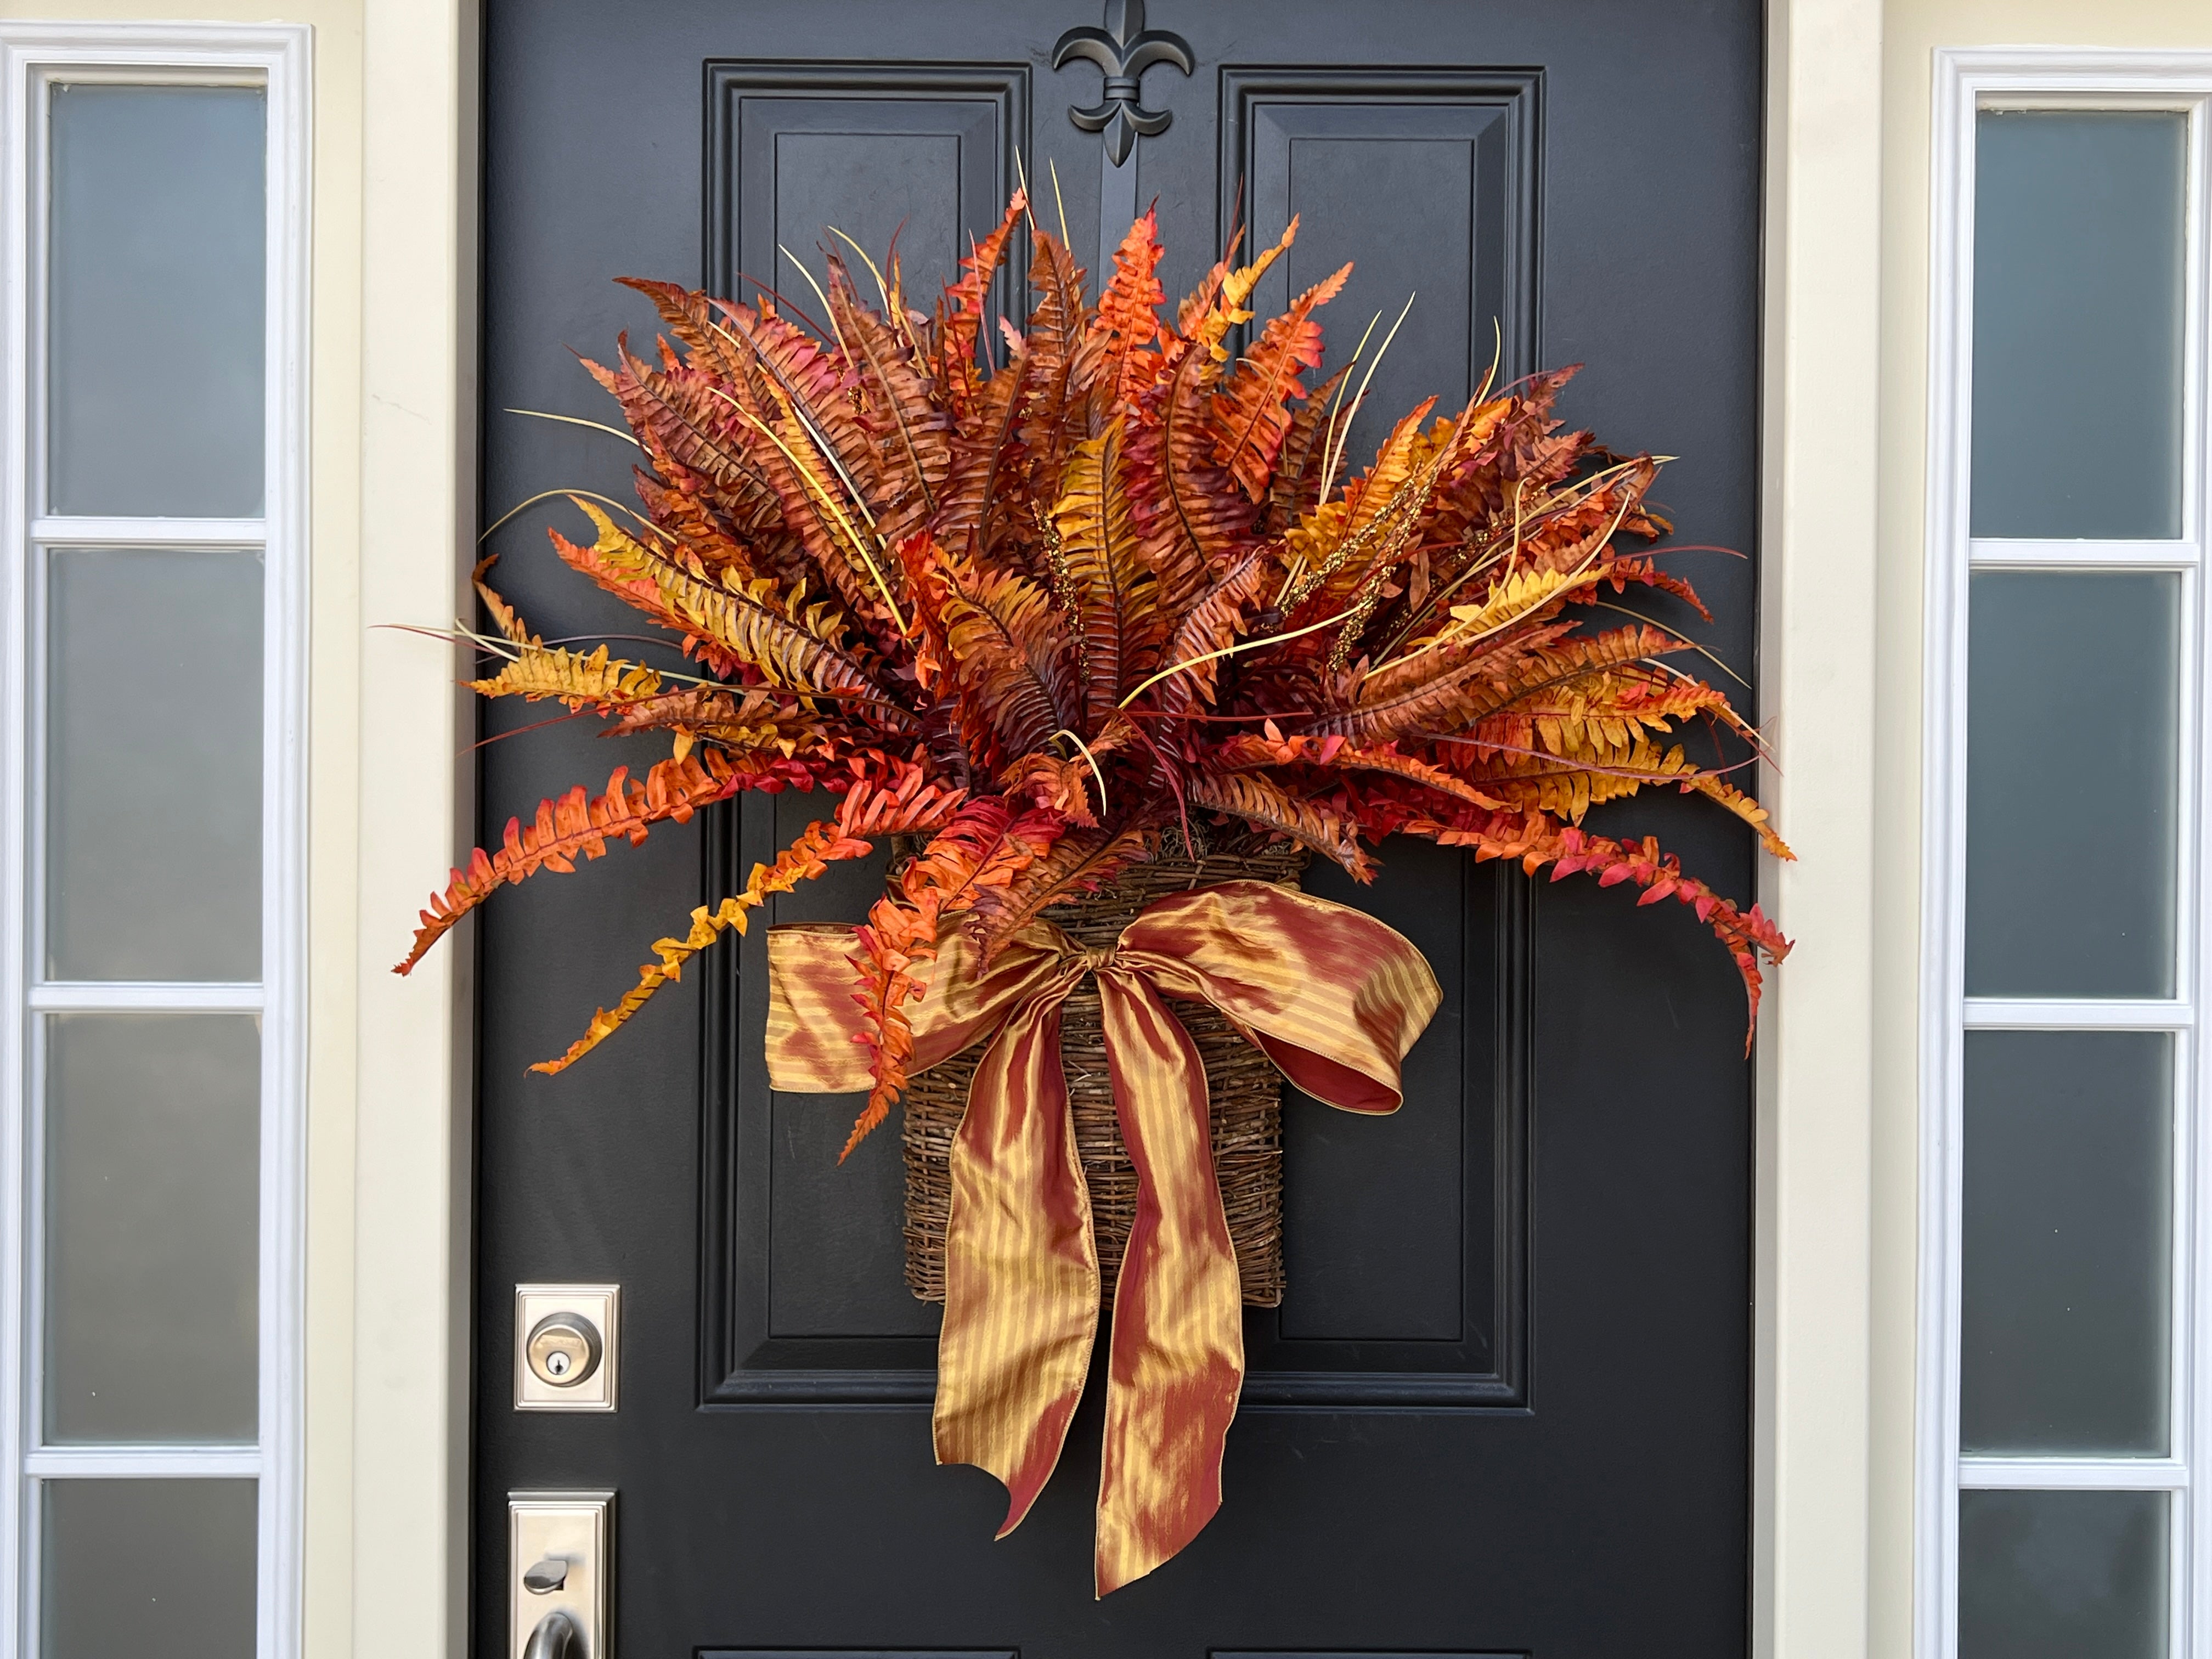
left=526, top=1312, right=602, bottom=1387
left=515, top=1285, right=619, bottom=1411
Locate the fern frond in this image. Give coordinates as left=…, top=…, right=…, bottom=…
left=1077, top=210, right=1166, bottom=410
left=841, top=799, right=1065, bottom=1155
left=998, top=750, right=1102, bottom=826
left=1265, top=364, right=1350, bottom=537
left=1115, top=224, right=1294, bottom=611
left=552, top=500, right=893, bottom=710
left=532, top=760, right=972, bottom=1080
left=962, top=823, right=1159, bottom=954
left=933, top=189, right=1027, bottom=411
left=1210, top=261, right=1349, bottom=500
left=395, top=752, right=739, bottom=975
left=1018, top=229, right=1091, bottom=487
left=1386, top=801, right=1792, bottom=1045
left=936, top=547, right=1080, bottom=760
left=827, top=252, right=950, bottom=545
left=1145, top=545, right=1273, bottom=714
left=469, top=641, right=663, bottom=708
left=1184, top=770, right=1373, bottom=878
left=528, top=817, right=872, bottom=1074
left=1053, top=419, right=1161, bottom=723
left=472, top=556, right=537, bottom=646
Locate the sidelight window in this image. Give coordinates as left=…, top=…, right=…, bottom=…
left=0, top=25, right=308, bottom=1659
left=1923, top=53, right=2212, bottom=1659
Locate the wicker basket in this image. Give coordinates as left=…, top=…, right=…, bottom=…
left=896, top=834, right=1307, bottom=1308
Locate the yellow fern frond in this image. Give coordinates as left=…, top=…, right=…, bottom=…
left=530, top=819, right=866, bottom=1075
left=470, top=641, right=663, bottom=708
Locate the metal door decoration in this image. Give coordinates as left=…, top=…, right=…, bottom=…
left=1054, top=0, right=1192, bottom=164
left=1054, top=0, right=1192, bottom=246
left=475, top=1, right=1770, bottom=1648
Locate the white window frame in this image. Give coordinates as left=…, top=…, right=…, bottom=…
left=0, top=22, right=309, bottom=1659
left=1921, top=47, right=2212, bottom=1659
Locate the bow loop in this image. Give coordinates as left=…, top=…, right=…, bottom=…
left=767, top=878, right=1439, bottom=1595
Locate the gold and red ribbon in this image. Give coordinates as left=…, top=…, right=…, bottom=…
left=765, top=879, right=1441, bottom=1595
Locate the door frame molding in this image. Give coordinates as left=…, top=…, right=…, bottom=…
left=354, top=2, right=477, bottom=1657
left=353, top=0, right=1889, bottom=1652
left=1754, top=1, right=1883, bottom=1656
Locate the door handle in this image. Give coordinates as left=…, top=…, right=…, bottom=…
left=509, top=1492, right=611, bottom=1659
left=523, top=1608, right=579, bottom=1659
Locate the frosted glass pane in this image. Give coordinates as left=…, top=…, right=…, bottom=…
left=43, top=1480, right=256, bottom=1659
left=1971, top=111, right=2185, bottom=538
left=1960, top=1489, right=2166, bottom=1659
left=44, top=1014, right=258, bottom=1443
left=46, top=549, right=262, bottom=981
left=1965, top=572, right=2176, bottom=997
left=1961, top=1031, right=2170, bottom=1454
left=47, top=84, right=265, bottom=516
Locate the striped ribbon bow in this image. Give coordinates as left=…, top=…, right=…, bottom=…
left=765, top=879, right=1441, bottom=1595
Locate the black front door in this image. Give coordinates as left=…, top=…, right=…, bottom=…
left=475, top=3, right=1762, bottom=1652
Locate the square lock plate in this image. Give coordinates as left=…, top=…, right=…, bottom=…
left=514, top=1283, right=619, bottom=1411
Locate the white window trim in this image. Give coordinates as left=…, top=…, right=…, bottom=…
left=1921, top=46, right=2212, bottom=1659
left=0, top=22, right=309, bottom=1659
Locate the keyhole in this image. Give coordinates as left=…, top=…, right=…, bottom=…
left=546, top=1351, right=571, bottom=1378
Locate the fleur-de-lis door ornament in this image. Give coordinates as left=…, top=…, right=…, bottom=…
left=1053, top=0, right=1193, bottom=252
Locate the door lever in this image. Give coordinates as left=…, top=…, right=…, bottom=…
left=522, top=1609, right=578, bottom=1659
left=523, top=1557, right=568, bottom=1594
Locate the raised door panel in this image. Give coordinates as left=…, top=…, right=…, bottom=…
left=707, top=63, right=1029, bottom=318
left=1221, top=70, right=1539, bottom=461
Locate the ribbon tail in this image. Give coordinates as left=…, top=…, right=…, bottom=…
left=933, top=980, right=1098, bottom=1539
left=1092, top=972, right=1244, bottom=1597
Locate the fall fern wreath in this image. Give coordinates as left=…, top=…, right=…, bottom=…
left=398, top=194, right=1790, bottom=1594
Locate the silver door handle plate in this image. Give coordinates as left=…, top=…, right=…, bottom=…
left=510, top=1492, right=612, bottom=1659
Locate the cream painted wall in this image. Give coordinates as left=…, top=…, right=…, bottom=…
left=1872, top=7, right=2212, bottom=1658
left=0, top=7, right=371, bottom=1659
left=0, top=3, right=475, bottom=1657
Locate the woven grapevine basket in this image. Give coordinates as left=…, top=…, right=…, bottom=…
left=896, top=834, right=1308, bottom=1308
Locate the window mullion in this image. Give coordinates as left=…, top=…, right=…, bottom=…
left=26, top=515, right=264, bottom=548
left=1970, top=537, right=2201, bottom=569
left=1962, top=1457, right=2192, bottom=1491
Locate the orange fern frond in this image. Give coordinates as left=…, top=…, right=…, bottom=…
left=1210, top=262, right=1349, bottom=501
left=1184, top=770, right=1374, bottom=879
left=469, top=641, right=663, bottom=708
left=934, top=189, right=1027, bottom=412
left=395, top=752, right=738, bottom=975
left=531, top=760, right=972, bottom=1079
left=529, top=817, right=873, bottom=1075
left=962, top=823, right=1159, bottom=956
left=841, top=800, right=1065, bottom=1156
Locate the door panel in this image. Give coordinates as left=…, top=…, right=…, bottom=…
left=479, top=3, right=1758, bottom=1653
left=1223, top=69, right=1539, bottom=467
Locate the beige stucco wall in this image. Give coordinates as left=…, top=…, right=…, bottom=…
left=1871, top=4, right=2212, bottom=1657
